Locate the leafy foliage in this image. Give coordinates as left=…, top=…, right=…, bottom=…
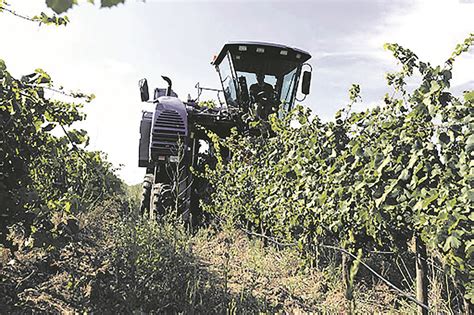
left=202, top=35, right=474, bottom=303
left=0, top=1, right=69, bottom=26
left=0, top=60, right=122, bottom=249
left=1, top=0, right=127, bottom=25
left=32, top=11, right=69, bottom=26
left=45, top=0, right=127, bottom=14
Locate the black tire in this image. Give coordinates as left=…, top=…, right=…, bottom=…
left=150, top=183, right=173, bottom=220
left=140, top=174, right=154, bottom=217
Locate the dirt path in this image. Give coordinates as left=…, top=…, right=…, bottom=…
left=1, top=198, right=409, bottom=313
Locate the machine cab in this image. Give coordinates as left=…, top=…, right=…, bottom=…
left=212, top=42, right=311, bottom=117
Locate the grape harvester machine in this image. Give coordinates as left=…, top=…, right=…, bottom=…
left=137, top=42, right=312, bottom=224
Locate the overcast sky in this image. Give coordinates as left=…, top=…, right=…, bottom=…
left=1, top=0, right=473, bottom=184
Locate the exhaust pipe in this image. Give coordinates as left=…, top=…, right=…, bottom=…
left=162, top=76, right=173, bottom=96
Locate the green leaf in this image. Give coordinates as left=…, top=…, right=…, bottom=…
left=443, top=235, right=461, bottom=251
left=376, top=155, right=391, bottom=173
left=64, top=201, right=71, bottom=213
left=429, top=80, right=440, bottom=94
left=422, top=192, right=439, bottom=208
left=46, top=0, right=77, bottom=14
left=34, top=68, right=51, bottom=84
left=466, top=134, right=474, bottom=154
left=100, top=0, right=126, bottom=8
left=438, top=132, right=450, bottom=144
left=464, top=90, right=474, bottom=102
left=466, top=240, right=474, bottom=256
left=442, top=70, right=452, bottom=82
left=375, top=180, right=398, bottom=207
left=399, top=169, right=410, bottom=181
left=42, top=123, right=56, bottom=132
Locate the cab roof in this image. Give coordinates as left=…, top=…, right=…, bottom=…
left=212, top=42, right=311, bottom=76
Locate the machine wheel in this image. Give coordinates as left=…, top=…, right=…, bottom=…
left=140, top=173, right=154, bottom=217
left=150, top=183, right=173, bottom=220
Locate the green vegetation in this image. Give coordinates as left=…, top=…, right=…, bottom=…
left=0, top=198, right=426, bottom=313
left=202, top=35, right=474, bottom=311
left=0, top=59, right=124, bottom=250
left=0, top=1, right=472, bottom=313
left=44, top=0, right=126, bottom=14
left=0, top=0, right=126, bottom=26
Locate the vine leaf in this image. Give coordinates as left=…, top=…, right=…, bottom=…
left=100, top=0, right=126, bottom=8
left=464, top=90, right=474, bottom=102
left=44, top=0, right=127, bottom=14
left=443, top=235, right=461, bottom=251
left=45, top=0, right=77, bottom=14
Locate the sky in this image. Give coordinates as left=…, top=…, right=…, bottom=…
left=0, top=0, right=473, bottom=184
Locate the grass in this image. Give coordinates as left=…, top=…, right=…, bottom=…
left=0, top=194, right=459, bottom=313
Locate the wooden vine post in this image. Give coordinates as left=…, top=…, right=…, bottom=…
left=342, top=253, right=355, bottom=313
left=415, top=235, right=428, bottom=315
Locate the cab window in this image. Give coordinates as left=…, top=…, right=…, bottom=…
left=218, top=53, right=238, bottom=106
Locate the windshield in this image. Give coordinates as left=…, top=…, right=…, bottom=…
left=236, top=69, right=297, bottom=111
left=236, top=71, right=277, bottom=94
left=216, top=51, right=302, bottom=112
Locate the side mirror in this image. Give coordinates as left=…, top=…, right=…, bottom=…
left=301, top=71, right=311, bottom=95
left=139, top=78, right=149, bottom=102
